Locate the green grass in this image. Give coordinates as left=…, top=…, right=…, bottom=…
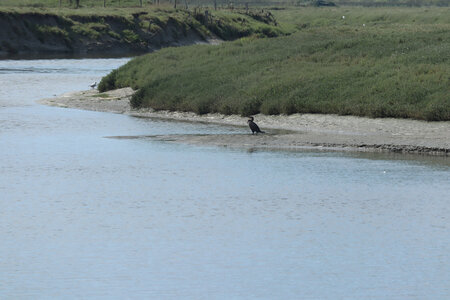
left=193, top=10, right=284, bottom=39
left=0, top=0, right=153, bottom=9
left=0, top=0, right=447, bottom=8
left=99, top=6, right=450, bottom=120
left=273, top=6, right=450, bottom=29
left=0, top=7, right=286, bottom=56
left=2, top=2, right=446, bottom=120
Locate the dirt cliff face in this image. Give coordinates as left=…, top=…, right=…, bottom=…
left=0, top=9, right=284, bottom=58
left=0, top=11, right=209, bottom=58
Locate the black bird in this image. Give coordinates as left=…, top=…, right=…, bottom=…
left=247, top=117, right=264, bottom=134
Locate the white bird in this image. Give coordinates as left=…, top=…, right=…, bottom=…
left=90, top=81, right=97, bottom=89
left=342, top=15, right=345, bottom=19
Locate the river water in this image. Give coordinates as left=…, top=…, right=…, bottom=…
left=0, top=58, right=449, bottom=299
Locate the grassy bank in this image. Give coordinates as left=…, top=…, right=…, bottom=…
left=99, top=7, right=449, bottom=121
left=1, top=0, right=448, bottom=8
left=0, top=0, right=152, bottom=8
left=0, top=6, right=285, bottom=57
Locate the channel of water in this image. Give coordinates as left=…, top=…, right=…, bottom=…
left=1, top=58, right=449, bottom=299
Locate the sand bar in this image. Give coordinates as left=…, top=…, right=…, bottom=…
left=38, top=88, right=450, bottom=155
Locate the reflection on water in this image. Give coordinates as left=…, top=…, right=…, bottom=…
left=0, top=58, right=449, bottom=299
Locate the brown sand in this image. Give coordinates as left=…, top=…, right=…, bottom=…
left=38, top=88, right=450, bottom=155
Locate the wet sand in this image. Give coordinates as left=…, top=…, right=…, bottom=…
left=38, top=88, right=450, bottom=155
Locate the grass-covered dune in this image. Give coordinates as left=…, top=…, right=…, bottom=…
left=99, top=7, right=449, bottom=121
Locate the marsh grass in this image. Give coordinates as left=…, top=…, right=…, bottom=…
left=100, top=7, right=449, bottom=120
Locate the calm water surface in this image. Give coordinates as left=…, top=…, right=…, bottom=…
left=1, top=59, right=449, bottom=299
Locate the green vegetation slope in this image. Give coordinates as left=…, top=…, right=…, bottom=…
left=0, top=0, right=447, bottom=8
left=0, top=7, right=284, bottom=57
left=99, top=7, right=449, bottom=121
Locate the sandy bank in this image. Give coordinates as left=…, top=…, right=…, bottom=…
left=38, top=88, right=450, bottom=155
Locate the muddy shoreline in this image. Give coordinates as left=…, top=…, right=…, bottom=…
left=38, top=88, right=450, bottom=156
